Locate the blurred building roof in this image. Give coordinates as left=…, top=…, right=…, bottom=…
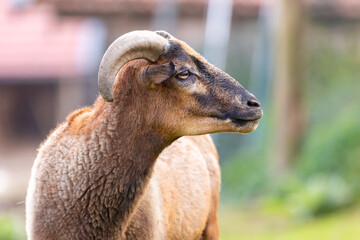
left=37, top=0, right=360, bottom=19
left=308, top=0, right=360, bottom=20
left=0, top=1, right=105, bottom=81
left=34, top=0, right=260, bottom=17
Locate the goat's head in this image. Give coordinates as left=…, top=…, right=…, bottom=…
left=98, top=30, right=263, bottom=136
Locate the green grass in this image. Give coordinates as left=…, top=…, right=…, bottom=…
left=1, top=204, right=359, bottom=240
left=0, top=214, right=26, bottom=240
left=219, top=204, right=360, bottom=240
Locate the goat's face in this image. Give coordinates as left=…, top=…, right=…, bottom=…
left=98, top=31, right=262, bottom=137
left=137, top=39, right=262, bottom=136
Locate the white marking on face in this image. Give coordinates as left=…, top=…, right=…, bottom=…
left=192, top=81, right=207, bottom=94
left=224, top=118, right=231, bottom=124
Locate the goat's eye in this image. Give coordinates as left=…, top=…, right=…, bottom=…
left=176, top=71, right=190, bottom=80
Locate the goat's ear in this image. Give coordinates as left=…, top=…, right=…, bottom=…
left=141, top=62, right=177, bottom=87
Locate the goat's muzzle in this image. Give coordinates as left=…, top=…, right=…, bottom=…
left=217, top=94, right=263, bottom=133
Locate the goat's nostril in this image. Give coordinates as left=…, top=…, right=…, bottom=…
left=247, top=98, right=260, bottom=108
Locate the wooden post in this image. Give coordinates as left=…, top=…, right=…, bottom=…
left=271, top=0, right=307, bottom=175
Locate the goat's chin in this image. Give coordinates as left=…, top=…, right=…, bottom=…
left=232, top=119, right=260, bottom=134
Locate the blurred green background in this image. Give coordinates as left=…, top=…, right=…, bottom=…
left=0, top=0, right=359, bottom=239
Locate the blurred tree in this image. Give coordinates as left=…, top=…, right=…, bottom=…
left=271, top=0, right=307, bottom=175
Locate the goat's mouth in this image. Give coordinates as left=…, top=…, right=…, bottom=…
left=212, top=110, right=263, bottom=133
left=189, top=108, right=262, bottom=134
left=230, top=118, right=258, bottom=126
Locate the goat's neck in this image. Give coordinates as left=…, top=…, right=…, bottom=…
left=85, top=98, right=172, bottom=238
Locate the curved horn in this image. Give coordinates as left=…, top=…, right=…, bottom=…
left=98, top=30, right=170, bottom=102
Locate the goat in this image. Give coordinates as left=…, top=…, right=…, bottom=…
left=26, top=30, right=262, bottom=240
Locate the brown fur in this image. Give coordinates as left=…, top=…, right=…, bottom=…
left=66, top=107, right=92, bottom=135
left=26, top=36, right=262, bottom=240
